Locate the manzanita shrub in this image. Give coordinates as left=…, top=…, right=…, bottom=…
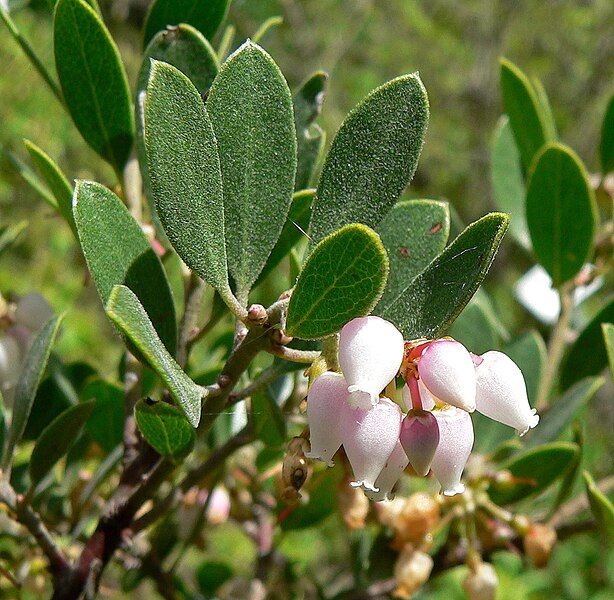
left=0, top=1, right=613, bottom=599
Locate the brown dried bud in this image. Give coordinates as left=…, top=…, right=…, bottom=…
left=393, top=544, right=433, bottom=598
left=271, top=328, right=293, bottom=346
left=524, top=523, right=557, bottom=567
left=463, top=561, right=498, bottom=600
left=393, top=492, right=440, bottom=548
left=375, top=496, right=406, bottom=529
left=282, top=437, right=311, bottom=493
left=338, top=482, right=370, bottom=530
left=247, top=304, right=268, bottom=325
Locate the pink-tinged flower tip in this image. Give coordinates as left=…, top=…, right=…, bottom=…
left=339, top=316, right=404, bottom=410
left=400, top=409, right=440, bottom=476
left=417, top=339, right=477, bottom=412
left=305, top=371, right=348, bottom=466
left=475, top=351, right=539, bottom=436
left=430, top=406, right=474, bottom=496
left=365, top=441, right=409, bottom=502
left=341, top=396, right=402, bottom=492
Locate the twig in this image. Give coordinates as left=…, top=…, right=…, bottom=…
left=0, top=480, right=69, bottom=579
left=267, top=345, right=320, bottom=364
left=536, top=281, right=574, bottom=410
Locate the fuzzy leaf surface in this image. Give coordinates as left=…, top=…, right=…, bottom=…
left=309, top=73, right=429, bottom=244
left=207, top=41, right=296, bottom=296
left=144, top=60, right=228, bottom=295
left=286, top=224, right=388, bottom=340
left=106, top=285, right=201, bottom=427
left=74, top=181, right=177, bottom=355
left=376, top=213, right=509, bottom=339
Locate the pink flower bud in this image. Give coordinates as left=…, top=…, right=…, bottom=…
left=366, top=441, right=409, bottom=502
left=400, top=409, right=440, bottom=476
left=14, top=293, right=54, bottom=333
left=417, top=339, right=476, bottom=412
left=339, top=316, right=404, bottom=409
left=305, top=372, right=348, bottom=466
left=206, top=486, right=231, bottom=525
left=475, top=351, right=539, bottom=436
left=401, top=380, right=436, bottom=411
left=463, top=562, right=498, bottom=600
left=430, top=406, right=474, bottom=496
left=341, top=397, right=402, bottom=492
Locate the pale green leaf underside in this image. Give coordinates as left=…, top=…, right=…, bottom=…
left=106, top=285, right=202, bottom=427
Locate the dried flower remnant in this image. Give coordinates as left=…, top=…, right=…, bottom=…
left=524, top=523, right=557, bottom=567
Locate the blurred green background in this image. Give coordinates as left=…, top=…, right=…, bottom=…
left=0, top=1, right=612, bottom=598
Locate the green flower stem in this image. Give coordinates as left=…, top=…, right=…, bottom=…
left=0, top=6, right=63, bottom=104
left=536, top=281, right=574, bottom=410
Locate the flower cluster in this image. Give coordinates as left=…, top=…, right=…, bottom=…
left=306, top=316, right=539, bottom=500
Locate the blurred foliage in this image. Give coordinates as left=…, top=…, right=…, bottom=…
left=0, top=1, right=612, bottom=598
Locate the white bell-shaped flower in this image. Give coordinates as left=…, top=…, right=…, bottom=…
left=339, top=316, right=404, bottom=409
left=401, top=381, right=436, bottom=411
left=365, top=441, right=409, bottom=502
left=341, top=396, right=402, bottom=492
left=399, top=409, right=440, bottom=476
left=417, top=339, right=476, bottom=412
left=430, top=406, right=474, bottom=496
left=475, top=351, right=539, bottom=436
left=305, top=371, right=348, bottom=466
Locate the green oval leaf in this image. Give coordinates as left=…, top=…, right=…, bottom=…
left=106, top=285, right=202, bottom=427
left=376, top=199, right=450, bottom=311
left=2, top=316, right=63, bottom=472
left=0, top=221, right=27, bottom=258
left=294, top=71, right=327, bottom=191
left=526, top=143, right=597, bottom=286
left=143, top=0, right=229, bottom=48
left=491, top=116, right=529, bottom=249
left=499, top=58, right=553, bottom=171
left=207, top=41, right=297, bottom=297
left=74, top=181, right=177, bottom=355
left=144, top=60, right=228, bottom=297
left=256, top=189, right=314, bottom=286
left=135, top=398, right=195, bottom=461
left=584, top=471, right=614, bottom=543
left=524, top=377, right=603, bottom=449
left=600, top=95, right=614, bottom=174
left=81, top=379, right=124, bottom=453
left=29, top=400, right=95, bottom=486
left=285, top=224, right=389, bottom=340
left=54, top=0, right=134, bottom=172
left=24, top=140, right=75, bottom=234
left=139, top=23, right=219, bottom=97
left=559, top=298, right=614, bottom=390
left=309, top=73, right=429, bottom=244
left=489, top=442, right=579, bottom=505
left=376, top=213, right=509, bottom=339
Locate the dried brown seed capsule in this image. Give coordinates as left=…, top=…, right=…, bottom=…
left=393, top=544, right=433, bottom=599
left=338, top=482, right=369, bottom=530
left=463, top=561, right=498, bottom=600
left=524, top=523, right=557, bottom=567
left=392, top=492, right=440, bottom=548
